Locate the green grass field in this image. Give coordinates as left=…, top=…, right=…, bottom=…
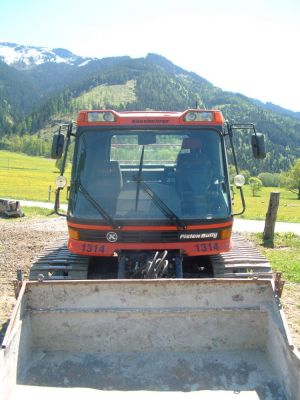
left=0, top=150, right=70, bottom=202
left=233, top=185, right=300, bottom=222
left=1, top=150, right=299, bottom=222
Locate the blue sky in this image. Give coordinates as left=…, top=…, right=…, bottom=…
left=1, top=0, right=300, bottom=111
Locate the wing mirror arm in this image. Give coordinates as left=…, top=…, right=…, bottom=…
left=54, top=187, right=67, bottom=217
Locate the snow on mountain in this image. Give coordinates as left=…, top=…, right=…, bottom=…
left=0, top=42, right=93, bottom=69
left=78, top=59, right=93, bottom=68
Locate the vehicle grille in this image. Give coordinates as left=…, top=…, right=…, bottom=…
left=79, top=229, right=220, bottom=243
left=79, top=230, right=179, bottom=243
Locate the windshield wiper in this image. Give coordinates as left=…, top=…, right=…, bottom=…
left=135, top=145, right=145, bottom=211
left=78, top=180, right=120, bottom=228
left=133, top=176, right=186, bottom=229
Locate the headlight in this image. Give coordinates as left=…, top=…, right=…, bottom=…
left=184, top=111, right=214, bottom=122
left=87, top=111, right=116, bottom=122
left=185, top=112, right=198, bottom=121
left=234, top=174, right=246, bottom=187
left=56, top=175, right=67, bottom=189
left=103, top=111, right=115, bottom=122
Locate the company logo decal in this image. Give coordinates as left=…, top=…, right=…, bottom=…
left=106, top=232, right=118, bottom=242
left=179, top=232, right=218, bottom=240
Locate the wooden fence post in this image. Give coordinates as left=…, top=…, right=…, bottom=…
left=48, top=185, right=52, bottom=201
left=263, top=191, right=280, bottom=245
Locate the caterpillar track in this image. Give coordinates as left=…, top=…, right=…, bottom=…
left=29, top=233, right=272, bottom=281
left=210, top=233, right=272, bottom=278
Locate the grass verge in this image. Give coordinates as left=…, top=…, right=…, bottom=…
left=22, top=206, right=56, bottom=218
left=0, top=206, right=56, bottom=221
left=251, top=232, right=300, bottom=282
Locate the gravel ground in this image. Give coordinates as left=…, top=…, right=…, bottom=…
left=0, top=217, right=67, bottom=343
left=0, top=216, right=299, bottom=350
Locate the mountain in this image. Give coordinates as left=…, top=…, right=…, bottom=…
left=0, top=59, right=41, bottom=128
left=0, top=42, right=92, bottom=69
left=0, top=42, right=132, bottom=131
left=0, top=42, right=299, bottom=174
left=249, top=98, right=300, bottom=120
left=0, top=42, right=133, bottom=94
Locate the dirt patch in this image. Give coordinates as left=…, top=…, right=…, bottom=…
left=0, top=217, right=67, bottom=343
left=0, top=217, right=299, bottom=351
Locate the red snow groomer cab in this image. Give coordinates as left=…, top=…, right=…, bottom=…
left=52, top=109, right=265, bottom=278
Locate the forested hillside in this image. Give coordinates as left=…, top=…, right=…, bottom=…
left=0, top=49, right=299, bottom=174
left=0, top=60, right=40, bottom=130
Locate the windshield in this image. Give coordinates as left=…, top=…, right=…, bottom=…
left=69, top=129, right=231, bottom=223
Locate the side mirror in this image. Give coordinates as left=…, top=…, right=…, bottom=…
left=251, top=133, right=266, bottom=159
left=51, top=132, right=65, bottom=159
